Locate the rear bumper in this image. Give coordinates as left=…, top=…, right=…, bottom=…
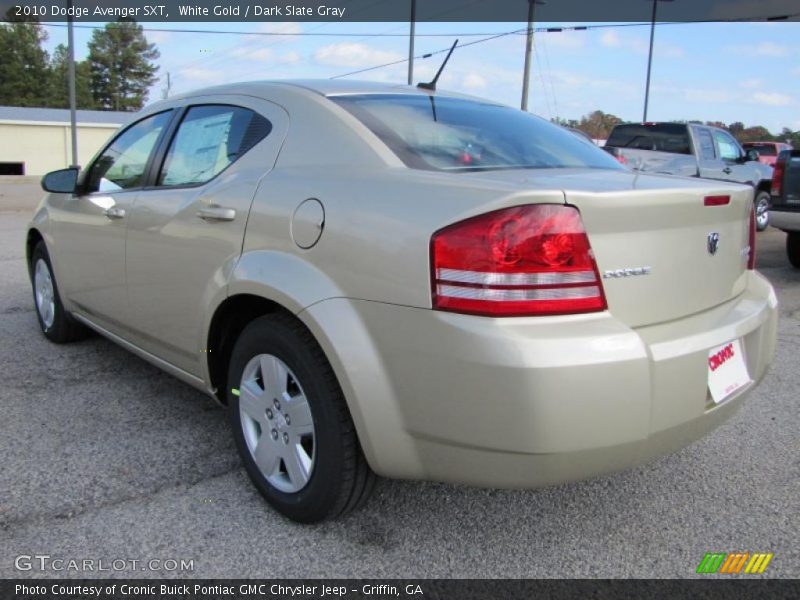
left=300, top=271, right=777, bottom=488
left=770, top=209, right=800, bottom=232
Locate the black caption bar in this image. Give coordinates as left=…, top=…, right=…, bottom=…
left=2, top=0, right=800, bottom=23
left=3, top=579, right=800, bottom=600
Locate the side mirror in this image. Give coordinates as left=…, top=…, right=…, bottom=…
left=41, top=167, right=79, bottom=194
left=744, top=149, right=760, bottom=162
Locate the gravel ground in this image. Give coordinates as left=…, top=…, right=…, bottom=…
left=0, top=191, right=797, bottom=579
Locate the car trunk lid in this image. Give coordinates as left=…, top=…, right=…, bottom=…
left=462, top=168, right=754, bottom=328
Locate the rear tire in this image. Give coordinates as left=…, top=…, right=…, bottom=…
left=755, top=191, right=770, bottom=231
left=30, top=241, right=89, bottom=343
left=787, top=232, right=800, bottom=269
left=227, top=313, right=376, bottom=523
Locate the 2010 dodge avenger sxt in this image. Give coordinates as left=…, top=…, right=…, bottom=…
left=27, top=81, right=777, bottom=522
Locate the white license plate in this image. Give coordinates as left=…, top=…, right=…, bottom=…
left=707, top=339, right=751, bottom=404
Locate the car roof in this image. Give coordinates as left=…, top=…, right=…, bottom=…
left=164, top=79, right=496, bottom=104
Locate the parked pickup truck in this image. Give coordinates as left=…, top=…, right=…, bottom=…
left=769, top=148, right=800, bottom=267
left=605, top=123, right=773, bottom=230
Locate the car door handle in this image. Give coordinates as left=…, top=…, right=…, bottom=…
left=196, top=206, right=236, bottom=222
left=723, top=167, right=732, bottom=174
left=103, top=207, right=126, bottom=219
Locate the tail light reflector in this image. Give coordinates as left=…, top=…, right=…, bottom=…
left=704, top=195, right=730, bottom=206
left=771, top=153, right=786, bottom=197
left=431, top=204, right=607, bottom=317
left=605, top=146, right=629, bottom=166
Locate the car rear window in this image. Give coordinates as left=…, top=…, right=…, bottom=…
left=330, top=94, right=623, bottom=172
left=743, top=143, right=777, bottom=156
left=606, top=124, right=691, bottom=154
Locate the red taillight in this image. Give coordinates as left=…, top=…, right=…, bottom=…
left=748, top=203, right=756, bottom=270
left=704, top=195, right=730, bottom=206
left=430, top=204, right=607, bottom=317
left=771, top=155, right=786, bottom=197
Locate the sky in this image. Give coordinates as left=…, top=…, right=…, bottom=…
left=38, top=20, right=800, bottom=135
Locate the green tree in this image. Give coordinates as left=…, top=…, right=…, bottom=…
left=738, top=125, right=772, bottom=143
left=88, top=19, right=159, bottom=111
left=577, top=110, right=622, bottom=140
left=47, top=44, right=95, bottom=109
left=0, top=14, right=50, bottom=106
left=728, top=121, right=745, bottom=137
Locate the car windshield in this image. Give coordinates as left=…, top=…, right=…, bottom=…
left=606, top=124, right=691, bottom=154
left=330, top=94, right=623, bottom=172
left=743, top=143, right=777, bottom=156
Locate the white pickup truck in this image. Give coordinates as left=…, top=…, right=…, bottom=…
left=605, top=123, right=774, bottom=230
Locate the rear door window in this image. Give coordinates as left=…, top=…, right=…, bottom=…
left=158, top=105, right=271, bottom=187
left=695, top=128, right=716, bottom=160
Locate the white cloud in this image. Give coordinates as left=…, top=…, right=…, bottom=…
left=624, top=35, right=684, bottom=58
left=145, top=30, right=172, bottom=45
left=230, top=47, right=273, bottom=62
left=278, top=51, right=301, bottom=65
left=600, top=31, right=621, bottom=47
left=462, top=73, right=487, bottom=90
left=256, top=22, right=303, bottom=36
left=753, top=92, right=792, bottom=106
left=179, top=67, right=223, bottom=83
left=657, top=43, right=686, bottom=59
left=541, top=31, right=585, bottom=51
left=227, top=47, right=302, bottom=65
left=739, top=78, right=763, bottom=89
left=314, top=42, right=403, bottom=68
left=681, top=88, right=733, bottom=104
left=754, top=41, right=790, bottom=57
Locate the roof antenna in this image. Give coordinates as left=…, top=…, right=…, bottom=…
left=417, top=39, right=459, bottom=91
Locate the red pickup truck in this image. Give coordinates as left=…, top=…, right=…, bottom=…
left=742, top=142, right=793, bottom=167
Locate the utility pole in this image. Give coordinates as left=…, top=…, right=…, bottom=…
left=643, top=0, right=675, bottom=123
left=521, top=0, right=542, bottom=111
left=66, top=0, right=78, bottom=167
left=407, top=0, right=416, bottom=85
left=162, top=72, right=172, bottom=99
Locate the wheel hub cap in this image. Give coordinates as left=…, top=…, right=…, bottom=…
left=34, top=259, right=56, bottom=329
left=238, top=354, right=316, bottom=493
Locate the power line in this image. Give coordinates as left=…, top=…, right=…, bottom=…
left=36, top=22, right=526, bottom=37
left=330, top=27, right=529, bottom=79
left=539, top=32, right=559, bottom=120
left=328, top=16, right=800, bottom=80
left=532, top=37, right=551, bottom=119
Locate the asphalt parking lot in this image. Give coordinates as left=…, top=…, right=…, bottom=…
left=0, top=183, right=797, bottom=579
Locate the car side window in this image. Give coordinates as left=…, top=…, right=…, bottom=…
left=158, top=105, right=272, bottom=187
left=695, top=128, right=716, bottom=160
left=85, top=111, right=172, bottom=194
left=712, top=130, right=741, bottom=162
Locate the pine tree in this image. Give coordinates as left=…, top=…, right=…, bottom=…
left=0, top=14, right=51, bottom=107
left=48, top=44, right=95, bottom=110
left=88, top=19, right=159, bottom=111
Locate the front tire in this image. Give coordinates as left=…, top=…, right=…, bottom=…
left=755, top=191, right=770, bottom=231
left=227, top=314, right=375, bottom=523
left=787, top=232, right=800, bottom=269
left=30, top=241, right=89, bottom=343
